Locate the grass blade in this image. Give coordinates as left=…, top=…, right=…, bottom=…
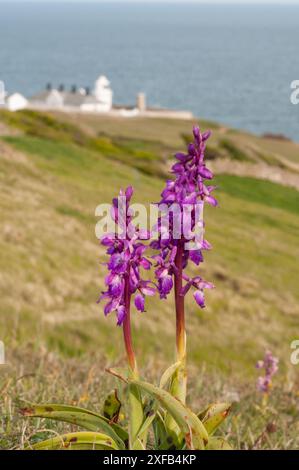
left=206, top=437, right=233, bottom=450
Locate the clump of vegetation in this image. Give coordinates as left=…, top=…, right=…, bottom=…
left=0, top=110, right=166, bottom=178
left=20, top=127, right=232, bottom=450
left=219, top=139, right=250, bottom=162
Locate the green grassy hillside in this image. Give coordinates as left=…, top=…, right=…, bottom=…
left=0, top=110, right=298, bottom=449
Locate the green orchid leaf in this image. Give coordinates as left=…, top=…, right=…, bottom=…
left=199, top=403, right=231, bottom=436
left=205, top=437, right=233, bottom=450
left=128, top=384, right=145, bottom=450
left=153, top=412, right=167, bottom=449
left=129, top=379, right=209, bottom=450
left=164, top=359, right=187, bottom=442
left=197, top=405, right=210, bottom=422
left=152, top=413, right=180, bottom=450
left=26, top=432, right=119, bottom=450
left=132, top=399, right=157, bottom=449
left=104, top=370, right=146, bottom=450
left=159, top=362, right=181, bottom=390
left=103, top=389, right=121, bottom=422
left=20, top=403, right=127, bottom=449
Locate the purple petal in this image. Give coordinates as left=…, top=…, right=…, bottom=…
left=109, top=275, right=124, bottom=297
left=175, top=152, right=189, bottom=163
left=116, top=306, right=126, bottom=325
left=202, top=130, right=212, bottom=141
left=159, top=275, right=173, bottom=298
left=256, top=361, right=264, bottom=369
left=150, top=240, right=161, bottom=250
left=165, top=180, right=175, bottom=190
left=129, top=266, right=139, bottom=292
left=101, top=235, right=115, bottom=246
left=189, top=249, right=203, bottom=266
left=108, top=253, right=127, bottom=274
left=171, top=162, right=184, bottom=174
left=138, top=229, right=151, bottom=240
left=125, top=186, right=134, bottom=201
left=104, top=298, right=119, bottom=316
left=183, top=192, right=197, bottom=204
left=135, top=244, right=146, bottom=256
left=202, top=239, right=212, bottom=250
left=193, top=126, right=200, bottom=143
left=104, top=303, right=112, bottom=316
left=257, top=376, right=271, bottom=393
left=198, top=280, right=214, bottom=290
left=97, top=291, right=109, bottom=304
left=169, top=246, right=177, bottom=263
left=188, top=143, right=196, bottom=155
left=205, top=195, right=218, bottom=207
left=140, top=286, right=156, bottom=296
left=199, top=166, right=213, bottom=180
left=180, top=282, right=192, bottom=296
left=161, top=191, right=176, bottom=203
left=134, top=294, right=145, bottom=312
left=194, top=290, right=205, bottom=308
left=155, top=267, right=168, bottom=279
left=140, top=258, right=151, bottom=270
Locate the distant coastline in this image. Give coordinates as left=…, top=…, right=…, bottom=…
left=0, top=76, right=194, bottom=120
left=0, top=3, right=299, bottom=139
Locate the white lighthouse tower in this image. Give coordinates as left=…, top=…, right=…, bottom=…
left=93, top=75, right=113, bottom=112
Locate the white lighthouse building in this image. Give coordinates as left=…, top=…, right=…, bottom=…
left=94, top=75, right=113, bottom=110
left=80, top=75, right=113, bottom=113
left=29, top=75, right=113, bottom=114
left=0, top=80, right=28, bottom=111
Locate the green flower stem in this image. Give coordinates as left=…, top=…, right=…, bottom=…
left=262, top=392, right=269, bottom=410
left=123, top=272, right=144, bottom=449
left=165, top=242, right=187, bottom=442
left=123, top=273, right=138, bottom=376
left=173, top=241, right=187, bottom=404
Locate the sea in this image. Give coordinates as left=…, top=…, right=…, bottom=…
left=0, top=2, right=299, bottom=140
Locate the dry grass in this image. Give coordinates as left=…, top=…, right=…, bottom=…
left=0, top=110, right=299, bottom=449
left=1, top=346, right=299, bottom=450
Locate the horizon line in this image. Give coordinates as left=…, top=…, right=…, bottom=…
left=0, top=0, right=299, bottom=4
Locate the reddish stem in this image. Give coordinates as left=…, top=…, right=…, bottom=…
left=174, top=242, right=186, bottom=360
left=123, top=272, right=137, bottom=373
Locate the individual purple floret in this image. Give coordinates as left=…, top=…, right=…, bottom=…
left=256, top=350, right=279, bottom=393
left=98, top=186, right=155, bottom=327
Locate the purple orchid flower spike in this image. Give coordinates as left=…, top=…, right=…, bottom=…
left=151, top=126, right=217, bottom=309
left=98, top=186, right=155, bottom=372
left=256, top=350, right=279, bottom=394
left=150, top=126, right=217, bottom=403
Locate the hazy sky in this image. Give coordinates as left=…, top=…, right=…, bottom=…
left=1, top=0, right=299, bottom=4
